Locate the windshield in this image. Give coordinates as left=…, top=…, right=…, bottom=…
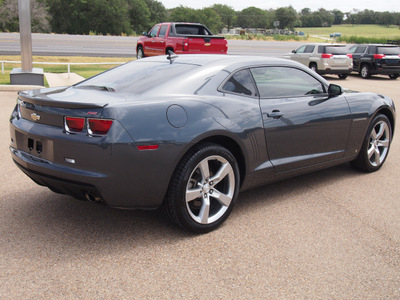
left=76, top=61, right=199, bottom=95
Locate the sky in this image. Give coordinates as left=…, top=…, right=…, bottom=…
left=160, top=0, right=400, bottom=12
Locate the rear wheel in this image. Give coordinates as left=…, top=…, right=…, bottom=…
left=389, top=74, right=399, bottom=80
left=360, top=64, right=371, bottom=79
left=338, top=74, right=348, bottom=79
left=136, top=46, right=145, bottom=59
left=164, top=143, right=240, bottom=233
left=351, top=114, right=392, bottom=172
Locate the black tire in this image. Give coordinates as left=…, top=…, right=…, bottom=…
left=136, top=46, right=145, bottom=59
left=351, top=114, right=392, bottom=172
left=389, top=74, right=399, bottom=80
left=360, top=64, right=371, bottom=79
left=163, top=143, right=240, bottom=233
left=309, top=63, right=317, bottom=73
left=338, top=74, right=348, bottom=79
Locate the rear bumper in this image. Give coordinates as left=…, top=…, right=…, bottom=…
left=9, top=115, right=170, bottom=209
left=371, top=67, right=400, bottom=75
left=318, top=69, right=352, bottom=75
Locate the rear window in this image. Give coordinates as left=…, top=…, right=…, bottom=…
left=324, top=46, right=348, bottom=55
left=175, top=25, right=212, bottom=35
left=77, top=61, right=198, bottom=95
left=377, top=47, right=400, bottom=55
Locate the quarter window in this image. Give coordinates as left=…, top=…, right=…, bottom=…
left=250, top=67, right=325, bottom=98
left=222, top=69, right=257, bottom=96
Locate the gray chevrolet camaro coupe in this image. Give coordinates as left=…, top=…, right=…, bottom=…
left=10, top=54, right=396, bottom=233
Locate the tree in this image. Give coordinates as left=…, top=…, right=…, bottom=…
left=143, top=0, right=166, bottom=25
left=237, top=7, right=268, bottom=29
left=127, top=0, right=151, bottom=33
left=47, top=0, right=131, bottom=35
left=275, top=6, right=297, bottom=30
left=211, top=4, right=237, bottom=30
left=0, top=0, right=51, bottom=33
left=331, top=9, right=344, bottom=25
left=169, top=6, right=198, bottom=23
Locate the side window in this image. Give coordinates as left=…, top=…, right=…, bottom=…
left=149, top=25, right=160, bottom=37
left=349, top=46, right=357, bottom=54
left=318, top=45, right=324, bottom=53
left=356, top=46, right=367, bottom=53
left=295, top=45, right=307, bottom=53
left=222, top=69, right=257, bottom=97
left=159, top=25, right=168, bottom=37
left=250, top=67, right=326, bottom=98
left=304, top=45, right=315, bottom=53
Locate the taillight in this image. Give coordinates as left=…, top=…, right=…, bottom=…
left=346, top=54, right=353, bottom=58
left=65, top=117, right=85, bottom=133
left=321, top=53, right=333, bottom=58
left=88, top=119, right=113, bottom=135
left=64, top=116, right=113, bottom=135
left=182, top=38, right=189, bottom=51
left=374, top=54, right=385, bottom=59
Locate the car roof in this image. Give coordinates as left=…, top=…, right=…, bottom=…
left=139, top=54, right=304, bottom=70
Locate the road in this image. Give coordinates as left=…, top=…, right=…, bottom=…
left=0, top=75, right=399, bottom=298
left=0, top=32, right=300, bottom=57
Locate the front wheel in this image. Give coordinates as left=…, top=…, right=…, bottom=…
left=351, top=114, right=392, bottom=172
left=164, top=144, right=240, bottom=233
left=389, top=74, right=399, bottom=80
left=136, top=46, right=145, bottom=59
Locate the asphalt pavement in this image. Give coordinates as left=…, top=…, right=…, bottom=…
left=0, top=74, right=399, bottom=298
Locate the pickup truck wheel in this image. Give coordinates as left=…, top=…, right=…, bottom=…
left=338, top=74, right=348, bottom=79
left=136, top=46, right=145, bottom=59
left=389, top=74, right=399, bottom=80
left=360, top=64, right=371, bottom=79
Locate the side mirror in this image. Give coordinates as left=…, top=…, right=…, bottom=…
left=328, top=84, right=343, bottom=97
left=142, top=32, right=148, bottom=36
left=292, top=50, right=296, bottom=53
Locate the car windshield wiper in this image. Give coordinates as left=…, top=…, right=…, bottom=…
left=76, top=85, right=115, bottom=92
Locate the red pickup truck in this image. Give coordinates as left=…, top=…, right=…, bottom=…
left=136, top=22, right=228, bottom=58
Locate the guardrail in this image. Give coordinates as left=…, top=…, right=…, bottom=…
left=1, top=61, right=126, bottom=78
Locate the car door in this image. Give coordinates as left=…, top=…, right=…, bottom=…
left=290, top=45, right=314, bottom=66
left=349, top=45, right=367, bottom=71
left=143, top=25, right=160, bottom=56
left=153, top=24, right=169, bottom=56
left=251, top=66, right=352, bottom=173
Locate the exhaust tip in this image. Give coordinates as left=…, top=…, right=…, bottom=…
left=85, top=192, right=101, bottom=203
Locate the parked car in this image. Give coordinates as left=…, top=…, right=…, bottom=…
left=136, top=22, right=228, bottom=58
left=348, top=44, right=400, bottom=79
left=284, top=43, right=353, bottom=79
left=10, top=54, right=395, bottom=233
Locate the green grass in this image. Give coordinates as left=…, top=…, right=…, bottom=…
left=0, top=56, right=133, bottom=85
left=296, top=24, right=400, bottom=42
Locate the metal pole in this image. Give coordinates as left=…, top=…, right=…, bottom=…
left=18, top=0, right=33, bottom=72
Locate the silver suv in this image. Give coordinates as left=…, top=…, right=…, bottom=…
left=284, top=43, right=353, bottom=79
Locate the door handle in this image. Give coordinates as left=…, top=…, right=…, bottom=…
left=267, top=110, right=284, bottom=119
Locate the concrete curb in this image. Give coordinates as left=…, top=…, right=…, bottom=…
left=0, top=85, right=45, bottom=92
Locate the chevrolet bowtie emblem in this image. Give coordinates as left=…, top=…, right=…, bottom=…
left=31, top=113, right=41, bottom=122
left=204, top=43, right=211, bottom=47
